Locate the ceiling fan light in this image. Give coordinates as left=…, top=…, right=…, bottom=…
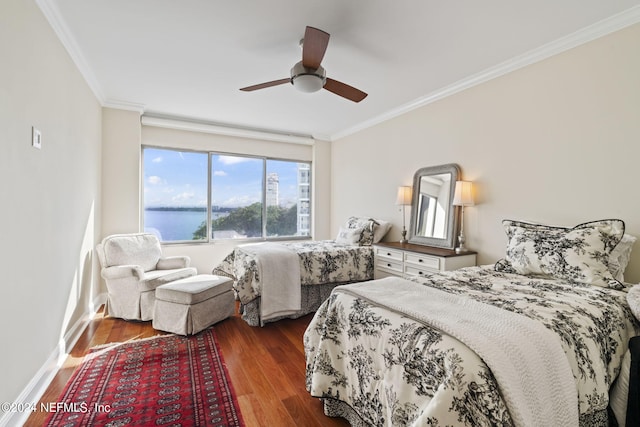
left=290, top=61, right=326, bottom=93
left=292, top=74, right=324, bottom=93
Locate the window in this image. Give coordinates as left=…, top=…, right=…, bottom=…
left=142, top=147, right=311, bottom=243
left=143, top=147, right=208, bottom=242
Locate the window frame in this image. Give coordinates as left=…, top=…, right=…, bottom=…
left=141, top=145, right=312, bottom=244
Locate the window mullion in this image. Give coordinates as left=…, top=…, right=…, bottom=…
left=262, top=158, right=267, bottom=239
left=207, top=152, right=212, bottom=242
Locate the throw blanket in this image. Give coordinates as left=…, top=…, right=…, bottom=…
left=335, top=277, right=579, bottom=427
left=239, top=243, right=301, bottom=324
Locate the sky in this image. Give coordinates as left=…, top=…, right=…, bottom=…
left=143, top=147, right=304, bottom=208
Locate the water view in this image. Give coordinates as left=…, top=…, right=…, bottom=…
left=144, top=209, right=227, bottom=242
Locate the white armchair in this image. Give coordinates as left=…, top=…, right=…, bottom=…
left=96, top=233, right=197, bottom=321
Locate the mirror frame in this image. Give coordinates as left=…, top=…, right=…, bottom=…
left=408, top=163, right=461, bottom=249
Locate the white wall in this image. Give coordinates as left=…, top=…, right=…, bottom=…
left=312, top=139, right=332, bottom=240
left=332, top=23, right=640, bottom=282
left=101, top=108, right=142, bottom=237
left=0, top=0, right=102, bottom=409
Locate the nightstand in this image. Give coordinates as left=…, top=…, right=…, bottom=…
left=374, top=242, right=476, bottom=279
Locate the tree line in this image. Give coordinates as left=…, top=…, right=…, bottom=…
left=193, top=202, right=298, bottom=239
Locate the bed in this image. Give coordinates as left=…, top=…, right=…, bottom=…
left=304, top=219, right=640, bottom=426
left=212, top=217, right=389, bottom=326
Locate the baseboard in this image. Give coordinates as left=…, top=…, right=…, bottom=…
left=0, top=292, right=107, bottom=427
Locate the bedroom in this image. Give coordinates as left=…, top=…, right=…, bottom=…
left=2, top=0, right=640, bottom=426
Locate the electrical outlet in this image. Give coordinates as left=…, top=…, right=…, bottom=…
left=32, top=127, right=41, bottom=149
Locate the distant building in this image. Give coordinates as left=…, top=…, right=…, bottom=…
left=297, top=164, right=310, bottom=236
left=266, top=173, right=279, bottom=207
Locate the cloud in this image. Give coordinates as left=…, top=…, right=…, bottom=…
left=172, top=192, right=196, bottom=203
left=213, top=170, right=227, bottom=176
left=147, top=176, right=163, bottom=185
left=218, top=155, right=252, bottom=165
left=152, top=156, right=163, bottom=163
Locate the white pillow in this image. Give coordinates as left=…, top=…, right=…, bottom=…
left=610, top=234, right=636, bottom=282
left=373, top=220, right=392, bottom=243
left=336, top=227, right=362, bottom=245
left=102, top=233, right=161, bottom=272
left=628, top=285, right=640, bottom=320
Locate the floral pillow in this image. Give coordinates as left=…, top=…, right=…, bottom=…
left=344, top=216, right=378, bottom=246
left=495, top=219, right=625, bottom=289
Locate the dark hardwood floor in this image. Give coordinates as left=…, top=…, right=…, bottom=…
left=25, top=304, right=349, bottom=427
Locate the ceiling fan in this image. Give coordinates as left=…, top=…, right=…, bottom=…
left=240, top=26, right=368, bottom=103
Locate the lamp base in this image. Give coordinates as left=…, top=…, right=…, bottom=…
left=455, top=232, right=467, bottom=254
left=399, top=228, right=408, bottom=244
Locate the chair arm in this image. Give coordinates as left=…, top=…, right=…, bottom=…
left=101, top=265, right=145, bottom=281
left=157, top=256, right=191, bottom=270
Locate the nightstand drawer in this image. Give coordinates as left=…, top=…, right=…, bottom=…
left=404, top=264, right=435, bottom=278
left=377, top=259, right=403, bottom=274
left=404, top=253, right=440, bottom=270
left=375, top=247, right=403, bottom=262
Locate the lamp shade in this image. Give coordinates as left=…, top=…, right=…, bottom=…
left=453, top=181, right=474, bottom=206
left=396, top=186, right=413, bottom=206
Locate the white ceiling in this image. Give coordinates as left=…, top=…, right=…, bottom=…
left=41, top=0, right=640, bottom=141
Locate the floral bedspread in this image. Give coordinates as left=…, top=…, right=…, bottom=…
left=212, top=240, right=374, bottom=304
left=304, top=266, right=640, bottom=427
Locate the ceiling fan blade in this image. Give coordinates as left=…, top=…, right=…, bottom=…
left=240, top=78, right=290, bottom=91
left=302, top=26, right=330, bottom=69
left=324, top=78, right=368, bottom=103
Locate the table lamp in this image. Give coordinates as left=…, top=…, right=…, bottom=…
left=396, top=186, right=412, bottom=243
left=453, top=181, right=474, bottom=254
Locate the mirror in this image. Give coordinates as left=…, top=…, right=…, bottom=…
left=408, top=163, right=460, bottom=249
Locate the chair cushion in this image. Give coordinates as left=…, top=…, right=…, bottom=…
left=102, top=233, right=162, bottom=272
left=156, top=275, right=233, bottom=305
left=139, top=268, right=197, bottom=292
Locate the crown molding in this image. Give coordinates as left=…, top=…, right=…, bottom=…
left=310, top=132, right=333, bottom=142
left=141, top=115, right=315, bottom=146
left=330, top=5, right=640, bottom=141
left=36, top=0, right=105, bottom=104
left=103, top=99, right=146, bottom=113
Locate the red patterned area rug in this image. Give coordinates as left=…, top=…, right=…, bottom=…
left=45, top=329, right=244, bottom=426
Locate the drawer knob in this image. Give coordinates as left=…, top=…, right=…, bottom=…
left=387, top=263, right=392, bottom=267
left=387, top=252, right=392, bottom=256
left=418, top=259, right=423, bottom=263
left=418, top=271, right=424, bottom=275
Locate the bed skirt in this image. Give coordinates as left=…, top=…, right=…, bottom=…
left=320, top=396, right=610, bottom=426
left=322, top=399, right=368, bottom=427
left=239, top=282, right=340, bottom=326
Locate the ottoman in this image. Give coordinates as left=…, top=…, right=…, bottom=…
left=152, top=274, right=234, bottom=335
